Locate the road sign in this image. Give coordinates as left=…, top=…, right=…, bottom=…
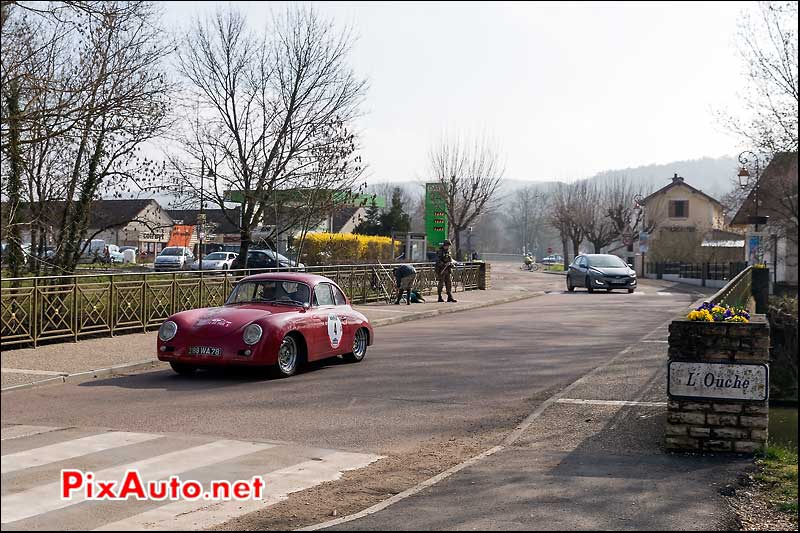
left=639, top=231, right=649, bottom=253
left=547, top=247, right=553, bottom=255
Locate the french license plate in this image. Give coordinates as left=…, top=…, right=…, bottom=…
left=612, top=279, right=627, bottom=284
left=188, top=346, right=221, bottom=356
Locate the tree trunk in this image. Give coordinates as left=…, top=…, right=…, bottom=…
left=572, top=239, right=580, bottom=258
left=238, top=231, right=252, bottom=268
left=593, top=241, right=601, bottom=253
left=5, top=80, right=25, bottom=279
left=562, top=238, right=569, bottom=270
left=453, top=228, right=462, bottom=261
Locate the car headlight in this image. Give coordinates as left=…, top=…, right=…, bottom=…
left=243, top=323, right=263, bottom=345
left=159, top=320, right=178, bottom=342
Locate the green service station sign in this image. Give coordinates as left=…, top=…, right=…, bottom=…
left=425, top=182, right=448, bottom=248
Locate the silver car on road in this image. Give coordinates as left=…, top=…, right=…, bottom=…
left=566, top=254, right=637, bottom=293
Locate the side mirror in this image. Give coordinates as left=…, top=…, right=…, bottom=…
left=628, top=264, right=634, bottom=268
left=302, top=302, right=310, bottom=312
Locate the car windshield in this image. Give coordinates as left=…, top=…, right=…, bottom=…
left=226, top=280, right=310, bottom=306
left=160, top=248, right=185, bottom=256
left=587, top=255, right=627, bottom=268
left=203, top=253, right=227, bottom=260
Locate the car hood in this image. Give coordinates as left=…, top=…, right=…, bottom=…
left=172, top=304, right=299, bottom=339
left=590, top=266, right=633, bottom=276
left=156, top=256, right=183, bottom=263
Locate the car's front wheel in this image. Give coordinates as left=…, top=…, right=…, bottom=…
left=586, top=277, right=594, bottom=293
left=566, top=276, right=575, bottom=292
left=344, top=328, right=369, bottom=363
left=275, top=334, right=300, bottom=377
left=170, top=362, right=197, bottom=375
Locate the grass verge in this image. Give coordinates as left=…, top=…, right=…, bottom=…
left=756, top=443, right=798, bottom=516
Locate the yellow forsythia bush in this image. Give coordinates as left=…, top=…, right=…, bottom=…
left=300, top=233, right=397, bottom=265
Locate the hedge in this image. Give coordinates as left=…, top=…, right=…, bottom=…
left=299, top=233, right=397, bottom=265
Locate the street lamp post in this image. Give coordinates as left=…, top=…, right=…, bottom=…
left=737, top=151, right=769, bottom=264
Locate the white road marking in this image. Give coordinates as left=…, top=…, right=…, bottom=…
left=1, top=425, right=64, bottom=441
left=555, top=398, right=667, bottom=407
left=2, top=431, right=161, bottom=474
left=1, top=440, right=274, bottom=525
left=657, top=292, right=674, bottom=296
left=641, top=340, right=669, bottom=343
left=95, top=450, right=382, bottom=531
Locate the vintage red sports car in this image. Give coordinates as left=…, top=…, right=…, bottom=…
left=157, top=273, right=373, bottom=377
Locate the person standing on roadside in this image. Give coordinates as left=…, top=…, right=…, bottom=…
left=435, top=239, right=457, bottom=303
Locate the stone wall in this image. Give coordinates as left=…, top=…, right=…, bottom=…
left=666, top=316, right=770, bottom=453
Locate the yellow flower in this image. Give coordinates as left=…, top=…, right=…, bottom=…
left=687, top=309, right=714, bottom=322
left=725, top=315, right=749, bottom=323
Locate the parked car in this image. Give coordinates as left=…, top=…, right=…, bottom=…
left=566, top=253, right=637, bottom=293
left=104, top=244, right=124, bottom=264
left=156, top=273, right=373, bottom=377
left=190, top=252, right=238, bottom=270
left=541, top=254, right=564, bottom=266
left=154, top=246, right=195, bottom=271
left=78, top=239, right=107, bottom=263
left=118, top=246, right=139, bottom=255
left=237, top=249, right=305, bottom=270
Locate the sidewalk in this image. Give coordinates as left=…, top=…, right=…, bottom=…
left=314, top=317, right=749, bottom=531
left=1, top=286, right=543, bottom=391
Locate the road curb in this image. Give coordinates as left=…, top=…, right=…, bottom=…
left=1, top=293, right=542, bottom=393
left=1, top=360, right=163, bottom=393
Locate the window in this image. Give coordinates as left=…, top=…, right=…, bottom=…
left=333, top=286, right=347, bottom=306
left=314, top=284, right=335, bottom=306
left=669, top=200, right=689, bottom=218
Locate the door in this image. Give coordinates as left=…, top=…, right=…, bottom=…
left=331, top=284, right=356, bottom=353
left=576, top=256, right=589, bottom=286
left=310, top=283, right=342, bottom=360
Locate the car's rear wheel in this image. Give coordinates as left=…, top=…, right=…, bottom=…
left=170, top=362, right=197, bottom=375
left=344, top=328, right=369, bottom=363
left=586, top=277, right=594, bottom=293
left=566, top=276, right=575, bottom=292
left=275, top=334, right=299, bottom=377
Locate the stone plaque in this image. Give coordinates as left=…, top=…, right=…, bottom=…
left=668, top=362, right=768, bottom=401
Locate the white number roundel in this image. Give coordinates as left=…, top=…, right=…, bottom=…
left=327, top=314, right=342, bottom=348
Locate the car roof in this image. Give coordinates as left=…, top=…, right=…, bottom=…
left=241, top=272, right=334, bottom=286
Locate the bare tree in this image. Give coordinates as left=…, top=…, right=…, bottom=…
left=172, top=6, right=367, bottom=266
left=506, top=185, right=548, bottom=255
left=1, top=1, right=173, bottom=274
left=718, top=1, right=798, bottom=155
left=428, top=134, right=504, bottom=258
left=548, top=182, right=584, bottom=269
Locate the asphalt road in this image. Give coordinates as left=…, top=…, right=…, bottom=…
left=1, top=270, right=712, bottom=530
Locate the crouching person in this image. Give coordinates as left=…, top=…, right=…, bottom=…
left=393, top=264, right=417, bottom=305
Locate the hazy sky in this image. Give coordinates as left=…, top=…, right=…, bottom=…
left=163, top=1, right=753, bottom=184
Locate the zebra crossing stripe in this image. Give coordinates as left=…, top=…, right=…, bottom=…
left=2, top=432, right=161, bottom=474
left=1, top=439, right=274, bottom=525
left=94, top=450, right=383, bottom=531
left=1, top=425, right=63, bottom=441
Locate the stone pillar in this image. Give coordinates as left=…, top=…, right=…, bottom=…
left=478, top=262, right=491, bottom=290
left=665, top=316, right=770, bottom=454
left=752, top=267, right=770, bottom=314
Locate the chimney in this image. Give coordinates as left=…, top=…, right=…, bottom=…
left=671, top=173, right=684, bottom=183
